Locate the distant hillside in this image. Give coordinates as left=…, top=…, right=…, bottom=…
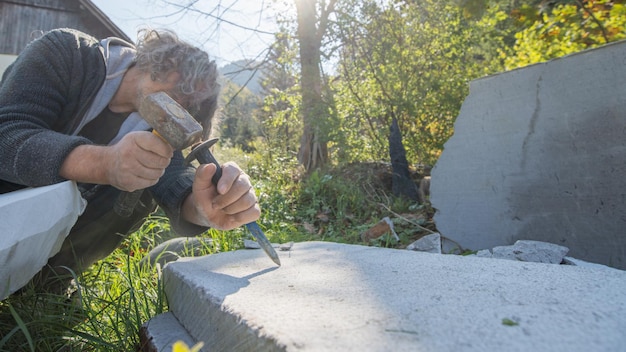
left=219, top=60, right=265, bottom=95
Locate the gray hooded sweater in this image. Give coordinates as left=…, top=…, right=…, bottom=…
left=0, top=29, right=207, bottom=271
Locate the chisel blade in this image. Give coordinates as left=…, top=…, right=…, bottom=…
left=246, top=222, right=281, bottom=266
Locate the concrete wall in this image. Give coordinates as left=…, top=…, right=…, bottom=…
left=431, top=40, right=626, bottom=269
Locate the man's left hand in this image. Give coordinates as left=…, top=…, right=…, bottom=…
left=183, top=162, right=260, bottom=230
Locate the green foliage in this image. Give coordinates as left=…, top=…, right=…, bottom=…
left=242, top=148, right=307, bottom=244
left=331, top=0, right=504, bottom=166
left=294, top=170, right=372, bottom=243
left=228, top=144, right=433, bottom=246
left=218, top=79, right=263, bottom=152
left=258, top=29, right=303, bottom=159
left=502, top=317, right=520, bottom=326
left=505, top=0, right=626, bottom=69
left=245, top=145, right=436, bottom=246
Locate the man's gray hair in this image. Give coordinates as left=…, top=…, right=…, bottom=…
left=134, top=28, right=220, bottom=138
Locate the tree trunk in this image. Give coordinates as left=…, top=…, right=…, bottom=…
left=295, top=0, right=329, bottom=172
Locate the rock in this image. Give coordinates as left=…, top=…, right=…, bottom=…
left=244, top=239, right=261, bottom=249
left=280, top=242, right=294, bottom=251
left=439, top=236, right=463, bottom=255
left=360, top=217, right=398, bottom=242
left=406, top=233, right=441, bottom=253
left=476, top=249, right=492, bottom=258
left=491, top=240, right=569, bottom=264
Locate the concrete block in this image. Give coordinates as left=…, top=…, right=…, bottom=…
left=162, top=241, right=626, bottom=352
left=431, top=41, right=626, bottom=269
left=0, top=181, right=85, bottom=299
left=140, top=312, right=199, bottom=352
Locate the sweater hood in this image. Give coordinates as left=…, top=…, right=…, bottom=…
left=73, top=37, right=150, bottom=143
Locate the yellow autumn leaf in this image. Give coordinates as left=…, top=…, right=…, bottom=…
left=172, top=340, right=204, bottom=352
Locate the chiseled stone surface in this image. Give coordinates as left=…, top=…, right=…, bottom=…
left=430, top=41, right=626, bottom=269
left=0, top=181, right=85, bottom=299
left=159, top=241, right=626, bottom=352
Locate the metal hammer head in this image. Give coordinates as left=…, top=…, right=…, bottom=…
left=138, top=92, right=203, bottom=150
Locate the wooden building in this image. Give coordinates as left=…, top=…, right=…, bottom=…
left=0, top=0, right=131, bottom=74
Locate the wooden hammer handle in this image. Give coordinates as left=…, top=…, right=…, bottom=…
left=114, top=189, right=143, bottom=217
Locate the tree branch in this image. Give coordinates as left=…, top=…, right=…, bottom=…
left=161, top=0, right=276, bottom=35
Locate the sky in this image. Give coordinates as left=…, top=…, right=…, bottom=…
left=90, top=0, right=287, bottom=66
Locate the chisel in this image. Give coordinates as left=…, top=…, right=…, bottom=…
left=185, top=138, right=281, bottom=266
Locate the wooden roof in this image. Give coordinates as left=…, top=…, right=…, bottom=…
left=0, top=0, right=133, bottom=55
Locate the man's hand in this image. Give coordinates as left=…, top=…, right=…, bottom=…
left=59, top=131, right=173, bottom=191
left=183, top=162, right=261, bottom=230
left=105, top=131, right=173, bottom=191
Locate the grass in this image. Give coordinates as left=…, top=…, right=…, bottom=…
left=0, top=146, right=435, bottom=351
left=0, top=216, right=240, bottom=351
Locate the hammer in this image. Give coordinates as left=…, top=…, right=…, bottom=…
left=114, top=92, right=203, bottom=217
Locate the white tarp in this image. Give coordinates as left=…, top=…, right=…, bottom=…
left=0, top=181, right=85, bottom=299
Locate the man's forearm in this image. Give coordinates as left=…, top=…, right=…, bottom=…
left=59, top=144, right=111, bottom=185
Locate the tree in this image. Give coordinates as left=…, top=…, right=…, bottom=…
left=258, top=28, right=302, bottom=156
left=294, top=0, right=338, bottom=172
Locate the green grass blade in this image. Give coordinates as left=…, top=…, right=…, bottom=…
left=8, top=303, right=34, bottom=352
left=0, top=326, right=21, bottom=348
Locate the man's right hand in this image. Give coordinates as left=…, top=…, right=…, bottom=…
left=60, top=131, right=173, bottom=191
left=105, top=131, right=173, bottom=191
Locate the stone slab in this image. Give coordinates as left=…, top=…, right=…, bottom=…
left=0, top=181, right=85, bottom=299
left=140, top=312, right=198, bottom=352
left=430, top=40, right=626, bottom=269
left=162, top=241, right=626, bottom=352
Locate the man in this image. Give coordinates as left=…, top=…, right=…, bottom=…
left=0, top=28, right=259, bottom=290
